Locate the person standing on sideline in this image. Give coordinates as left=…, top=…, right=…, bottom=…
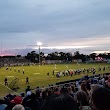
left=4, top=77, right=8, bottom=86
left=47, top=72, right=49, bottom=77
left=26, top=77, right=29, bottom=84
left=23, top=69, right=24, bottom=74
left=14, top=68, right=16, bottom=72
left=52, top=70, right=55, bottom=76
left=18, top=68, right=20, bottom=73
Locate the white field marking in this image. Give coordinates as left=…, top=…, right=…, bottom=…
left=29, top=77, right=46, bottom=81
left=54, top=67, right=57, bottom=69
left=33, top=73, right=40, bottom=74
left=0, top=82, right=19, bottom=95
left=66, top=65, right=68, bottom=68
left=19, top=76, right=45, bottom=82
left=7, top=75, right=56, bottom=84
left=6, top=76, right=14, bottom=78
left=18, top=79, right=45, bottom=84
left=54, top=71, right=59, bottom=72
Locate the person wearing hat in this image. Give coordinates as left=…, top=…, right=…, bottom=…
left=13, top=96, right=22, bottom=104
left=5, top=96, right=22, bottom=110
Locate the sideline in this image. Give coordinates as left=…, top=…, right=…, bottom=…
left=0, top=82, right=19, bottom=96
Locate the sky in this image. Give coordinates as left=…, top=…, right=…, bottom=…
left=0, top=0, right=110, bottom=55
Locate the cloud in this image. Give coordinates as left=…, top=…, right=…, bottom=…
left=0, top=0, right=110, bottom=34
left=0, top=0, right=110, bottom=55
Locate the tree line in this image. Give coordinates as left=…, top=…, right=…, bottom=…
left=25, top=51, right=110, bottom=63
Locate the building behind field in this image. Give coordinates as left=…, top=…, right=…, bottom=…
left=45, top=60, right=63, bottom=64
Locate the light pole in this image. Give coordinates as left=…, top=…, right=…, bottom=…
left=37, top=42, right=42, bottom=64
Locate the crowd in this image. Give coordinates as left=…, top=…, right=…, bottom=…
left=0, top=72, right=110, bottom=110
left=0, top=57, right=31, bottom=67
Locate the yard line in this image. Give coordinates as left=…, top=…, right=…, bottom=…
left=0, top=82, right=19, bottom=95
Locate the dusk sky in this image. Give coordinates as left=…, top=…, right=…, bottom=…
left=0, top=0, right=110, bottom=55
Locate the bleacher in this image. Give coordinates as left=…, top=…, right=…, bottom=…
left=0, top=56, right=31, bottom=66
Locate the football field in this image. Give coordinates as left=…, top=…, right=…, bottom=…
left=0, top=63, right=110, bottom=97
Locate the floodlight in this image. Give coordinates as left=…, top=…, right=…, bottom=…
left=37, top=42, right=42, bottom=46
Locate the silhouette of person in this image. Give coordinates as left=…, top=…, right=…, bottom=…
left=4, top=77, right=8, bottom=86
left=26, top=77, right=29, bottom=84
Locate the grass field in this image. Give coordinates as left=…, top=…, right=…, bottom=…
left=0, top=63, right=110, bottom=97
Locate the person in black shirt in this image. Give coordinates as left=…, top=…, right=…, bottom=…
left=4, top=77, right=8, bottom=86
left=26, top=77, right=29, bottom=84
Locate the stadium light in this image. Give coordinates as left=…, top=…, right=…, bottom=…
left=37, top=42, right=42, bottom=64
left=37, top=42, right=42, bottom=46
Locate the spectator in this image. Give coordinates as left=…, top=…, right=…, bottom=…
left=85, top=80, right=91, bottom=91
left=92, top=87, right=110, bottom=110
left=67, top=86, right=74, bottom=97
left=81, top=83, right=89, bottom=97
left=0, top=99, right=7, bottom=110
left=60, top=86, right=69, bottom=95
left=107, top=78, right=110, bottom=89
left=41, top=94, right=79, bottom=110
left=24, top=93, right=40, bottom=110
left=5, top=96, right=22, bottom=110
left=12, top=104, right=25, bottom=110
left=54, top=87, right=60, bottom=95
left=25, top=86, right=31, bottom=94
left=74, top=90, right=92, bottom=110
